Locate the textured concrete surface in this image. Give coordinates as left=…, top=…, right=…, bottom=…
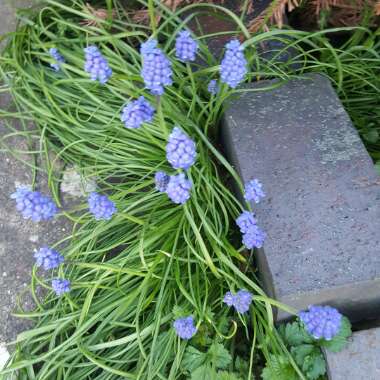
left=325, top=327, right=380, bottom=380
left=222, top=74, right=380, bottom=322
left=0, top=0, right=71, bottom=346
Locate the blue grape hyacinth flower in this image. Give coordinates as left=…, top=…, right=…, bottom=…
left=220, top=39, right=247, bottom=88
left=49, top=48, right=65, bottom=71
left=166, top=127, right=196, bottom=170
left=121, top=96, right=155, bottom=129
left=173, top=316, right=197, bottom=339
left=244, top=179, right=265, bottom=203
left=34, top=247, right=64, bottom=270
left=207, top=79, right=219, bottom=95
left=235, top=211, right=257, bottom=233
left=299, top=305, right=343, bottom=341
left=11, top=186, right=58, bottom=222
left=166, top=173, right=192, bottom=204
left=242, top=225, right=266, bottom=249
left=155, top=171, right=170, bottom=193
left=84, top=45, right=112, bottom=84
left=52, top=278, right=71, bottom=296
left=140, top=39, right=173, bottom=95
left=175, top=30, right=198, bottom=62
left=223, top=290, right=253, bottom=313
left=88, top=192, right=117, bottom=220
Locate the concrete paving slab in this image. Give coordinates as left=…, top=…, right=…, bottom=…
left=222, top=74, right=380, bottom=322
left=325, top=327, right=380, bottom=380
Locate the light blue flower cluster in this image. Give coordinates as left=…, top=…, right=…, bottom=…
left=84, top=45, right=112, bottom=84
left=88, top=192, right=117, bottom=220
left=11, top=186, right=58, bottom=222
left=49, top=48, right=65, bottom=71
left=34, top=246, right=64, bottom=270
left=121, top=96, right=155, bottom=129
left=223, top=289, right=253, bottom=313
left=236, top=210, right=266, bottom=249
left=299, top=305, right=342, bottom=341
left=52, top=278, right=71, bottom=296
left=155, top=171, right=170, bottom=193
left=244, top=179, right=265, bottom=203
left=173, top=316, right=197, bottom=339
left=166, top=173, right=192, bottom=204
left=175, top=30, right=198, bottom=62
left=166, top=127, right=196, bottom=170
left=140, top=39, right=173, bottom=95
left=207, top=79, right=219, bottom=95
left=220, top=40, right=247, bottom=88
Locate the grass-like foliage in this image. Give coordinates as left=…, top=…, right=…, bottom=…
left=0, top=0, right=378, bottom=379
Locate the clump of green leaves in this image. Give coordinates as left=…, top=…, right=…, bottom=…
left=262, top=317, right=352, bottom=380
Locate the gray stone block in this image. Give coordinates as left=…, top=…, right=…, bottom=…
left=222, top=74, right=380, bottom=322
left=325, top=327, right=380, bottom=380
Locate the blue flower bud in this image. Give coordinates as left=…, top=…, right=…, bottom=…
left=121, top=96, right=155, bottom=129
left=140, top=39, right=172, bottom=95
left=299, top=305, right=342, bottom=341
left=173, top=316, right=197, bottom=339
left=175, top=30, right=198, bottom=62
left=11, top=186, right=58, bottom=222
left=34, top=247, right=64, bottom=270
left=88, top=192, right=116, bottom=220
left=155, top=171, right=170, bottom=193
left=166, top=127, right=196, bottom=170
left=244, top=179, right=265, bottom=203
left=207, top=79, right=219, bottom=95
left=84, top=45, right=112, bottom=84
left=223, top=289, right=253, bottom=313
left=242, top=225, right=266, bottom=249
left=166, top=173, right=192, bottom=204
left=52, top=278, right=71, bottom=296
left=220, top=40, right=247, bottom=88
left=49, top=48, right=65, bottom=71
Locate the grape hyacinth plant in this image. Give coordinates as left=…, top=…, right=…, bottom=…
left=84, top=45, right=112, bottom=84
left=155, top=171, right=170, bottom=193
left=166, top=127, right=196, bottom=170
left=236, top=210, right=257, bottom=233
left=207, top=79, right=219, bottom=95
left=299, top=305, right=343, bottom=341
left=223, top=289, right=253, bottom=313
left=244, top=179, right=265, bottom=203
left=120, top=96, right=155, bottom=129
left=220, top=40, right=247, bottom=88
left=236, top=210, right=266, bottom=249
left=175, top=30, right=198, bottom=62
left=140, top=39, right=173, bottom=95
left=166, top=173, right=192, bottom=204
left=51, top=279, right=71, bottom=296
left=88, top=192, right=117, bottom=220
left=242, top=225, right=266, bottom=249
left=11, top=186, right=58, bottom=222
left=173, top=316, right=197, bottom=339
left=49, top=48, right=65, bottom=71
left=34, top=247, right=64, bottom=270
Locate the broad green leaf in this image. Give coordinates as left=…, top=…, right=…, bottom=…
left=261, top=355, right=299, bottom=380
left=303, top=352, right=326, bottom=380
left=290, top=344, right=315, bottom=366
left=218, top=370, right=242, bottom=380
left=320, top=317, right=352, bottom=352
left=280, top=321, right=313, bottom=346
left=208, top=342, right=232, bottom=369
left=191, top=365, right=217, bottom=380
left=182, top=346, right=207, bottom=372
